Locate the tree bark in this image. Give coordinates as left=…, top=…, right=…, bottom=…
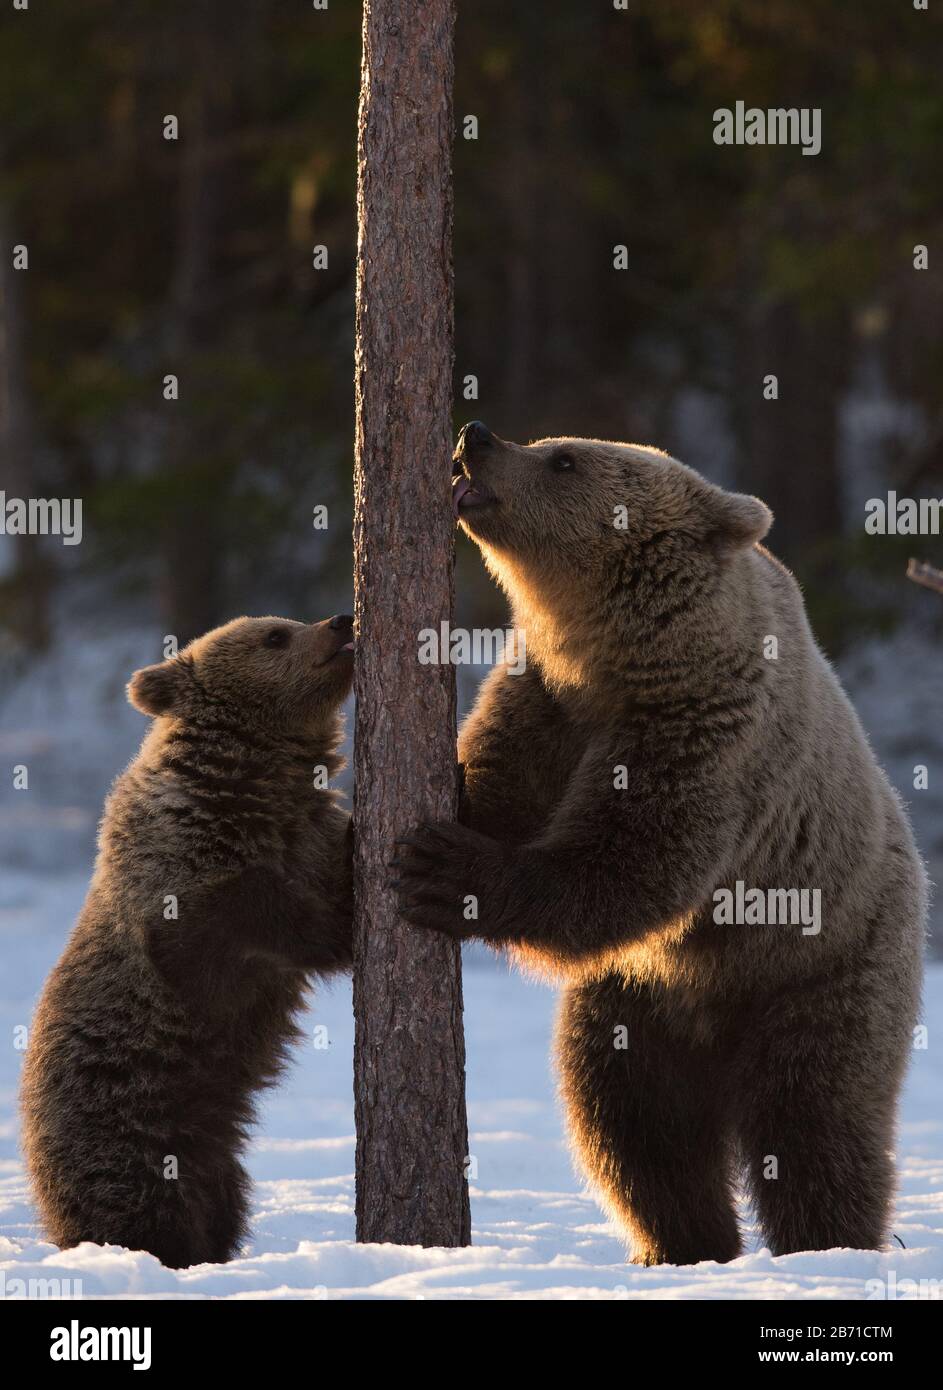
left=352, top=0, right=471, bottom=1246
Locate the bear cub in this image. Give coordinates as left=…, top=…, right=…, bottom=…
left=21, top=614, right=355, bottom=1269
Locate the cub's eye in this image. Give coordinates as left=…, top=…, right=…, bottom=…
left=264, top=627, right=292, bottom=649
left=552, top=453, right=575, bottom=473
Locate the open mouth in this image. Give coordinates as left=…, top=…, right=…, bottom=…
left=323, top=639, right=354, bottom=663
left=451, top=463, right=496, bottom=518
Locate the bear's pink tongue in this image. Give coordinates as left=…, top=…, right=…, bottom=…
left=452, top=475, right=471, bottom=517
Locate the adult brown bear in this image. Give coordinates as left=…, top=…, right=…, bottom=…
left=393, top=422, right=926, bottom=1266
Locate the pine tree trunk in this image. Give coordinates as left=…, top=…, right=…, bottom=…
left=352, top=0, right=471, bottom=1247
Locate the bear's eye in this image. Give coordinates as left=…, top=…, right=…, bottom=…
left=264, top=627, right=292, bottom=650
left=552, top=453, right=575, bottom=473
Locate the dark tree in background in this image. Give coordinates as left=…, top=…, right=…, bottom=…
left=351, top=0, right=471, bottom=1247
left=0, top=197, right=51, bottom=648
left=2, top=1, right=941, bottom=650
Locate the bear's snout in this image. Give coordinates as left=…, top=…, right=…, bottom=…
left=456, top=420, right=494, bottom=458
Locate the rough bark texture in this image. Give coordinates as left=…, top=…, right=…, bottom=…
left=352, top=0, right=471, bottom=1247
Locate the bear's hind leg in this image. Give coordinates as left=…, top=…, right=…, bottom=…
left=202, top=1159, right=251, bottom=1263
left=112, top=1152, right=248, bottom=1267
left=736, top=987, right=903, bottom=1256
left=557, top=976, right=741, bottom=1266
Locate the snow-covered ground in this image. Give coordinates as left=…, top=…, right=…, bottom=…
left=1, top=868, right=941, bottom=1301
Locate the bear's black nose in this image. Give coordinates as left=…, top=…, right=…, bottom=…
left=329, top=613, right=354, bottom=631
left=459, top=420, right=493, bottom=449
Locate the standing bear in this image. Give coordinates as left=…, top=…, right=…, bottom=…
left=394, top=422, right=926, bottom=1266
left=21, top=614, right=355, bottom=1269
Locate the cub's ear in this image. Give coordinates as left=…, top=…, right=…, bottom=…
left=702, top=484, right=772, bottom=552
left=127, top=660, right=184, bottom=717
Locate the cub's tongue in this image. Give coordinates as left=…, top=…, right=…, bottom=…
left=452, top=474, right=471, bottom=517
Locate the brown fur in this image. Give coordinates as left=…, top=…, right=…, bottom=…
left=394, top=425, right=926, bottom=1265
left=21, top=614, right=355, bottom=1268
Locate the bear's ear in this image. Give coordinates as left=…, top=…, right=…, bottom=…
left=701, top=484, right=772, bottom=552
left=127, top=660, right=184, bottom=717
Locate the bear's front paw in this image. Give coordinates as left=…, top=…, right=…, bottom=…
left=390, top=821, right=510, bottom=943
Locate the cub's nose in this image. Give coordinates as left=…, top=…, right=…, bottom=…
left=328, top=613, right=354, bottom=631
left=459, top=420, right=493, bottom=449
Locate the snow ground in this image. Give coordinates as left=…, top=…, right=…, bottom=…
left=1, top=870, right=941, bottom=1301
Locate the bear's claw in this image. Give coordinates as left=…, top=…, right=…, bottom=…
left=389, top=820, right=509, bottom=942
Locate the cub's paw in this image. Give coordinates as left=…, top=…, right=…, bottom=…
left=390, top=821, right=509, bottom=942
